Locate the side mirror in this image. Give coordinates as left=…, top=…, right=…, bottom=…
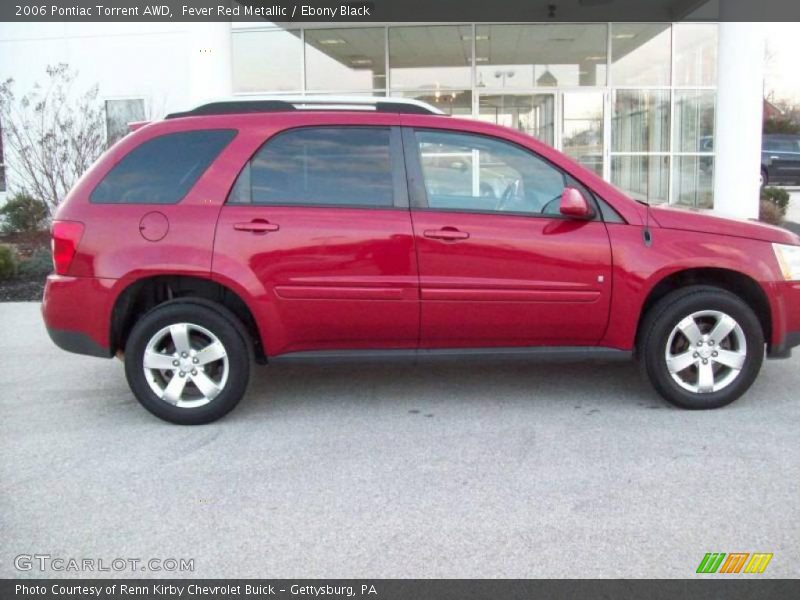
left=559, top=186, right=595, bottom=219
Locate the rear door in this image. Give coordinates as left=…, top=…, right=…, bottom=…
left=403, top=127, right=613, bottom=348
left=213, top=125, right=419, bottom=356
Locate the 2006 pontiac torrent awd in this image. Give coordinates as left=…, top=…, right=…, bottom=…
left=42, top=97, right=800, bottom=424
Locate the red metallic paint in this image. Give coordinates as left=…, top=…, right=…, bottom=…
left=410, top=210, right=612, bottom=347
left=213, top=205, right=419, bottom=355
left=559, top=186, right=594, bottom=219
left=42, top=110, right=800, bottom=361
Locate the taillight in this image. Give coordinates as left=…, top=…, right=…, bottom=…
left=51, top=220, right=84, bottom=275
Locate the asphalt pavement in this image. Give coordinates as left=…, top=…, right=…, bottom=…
left=1, top=302, right=798, bottom=578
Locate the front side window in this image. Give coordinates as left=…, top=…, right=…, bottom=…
left=414, top=130, right=568, bottom=215
left=229, top=127, right=395, bottom=208
left=91, top=130, right=236, bottom=204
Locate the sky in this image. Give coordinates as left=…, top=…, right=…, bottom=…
left=764, top=22, right=800, bottom=105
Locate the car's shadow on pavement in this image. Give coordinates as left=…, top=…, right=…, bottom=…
left=231, top=359, right=663, bottom=422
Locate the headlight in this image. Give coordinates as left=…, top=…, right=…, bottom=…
left=773, top=243, right=800, bottom=281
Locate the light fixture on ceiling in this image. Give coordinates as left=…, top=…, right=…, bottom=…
left=537, top=67, right=558, bottom=87
left=585, top=55, right=606, bottom=61
left=613, top=33, right=636, bottom=40
left=461, top=34, right=490, bottom=41
left=350, top=58, right=373, bottom=66
left=475, top=57, right=489, bottom=63
left=318, top=39, right=346, bottom=45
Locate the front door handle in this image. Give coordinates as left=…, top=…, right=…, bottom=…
left=423, top=227, right=470, bottom=241
left=233, top=219, right=280, bottom=233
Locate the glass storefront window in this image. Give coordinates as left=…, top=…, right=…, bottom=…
left=389, top=25, right=472, bottom=90
left=612, top=90, right=670, bottom=153
left=228, top=23, right=719, bottom=209
left=674, top=24, right=718, bottom=87
left=673, top=90, right=715, bottom=153
left=232, top=30, right=302, bottom=92
left=474, top=24, right=607, bottom=88
left=478, top=94, right=555, bottom=146
left=562, top=92, right=604, bottom=176
left=673, top=155, right=714, bottom=208
left=392, top=90, right=473, bottom=117
left=305, top=28, right=386, bottom=91
left=611, top=24, right=671, bottom=86
left=611, top=155, right=670, bottom=204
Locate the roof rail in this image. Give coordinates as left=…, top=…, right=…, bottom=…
left=165, top=96, right=446, bottom=119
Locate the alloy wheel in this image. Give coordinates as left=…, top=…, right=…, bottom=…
left=665, top=310, right=747, bottom=394
left=142, top=322, right=229, bottom=408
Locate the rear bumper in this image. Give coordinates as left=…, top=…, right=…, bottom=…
left=46, top=326, right=111, bottom=358
left=42, top=274, right=116, bottom=358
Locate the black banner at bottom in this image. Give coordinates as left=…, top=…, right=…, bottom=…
left=3, top=579, right=799, bottom=600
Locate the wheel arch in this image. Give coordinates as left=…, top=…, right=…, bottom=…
left=635, top=267, right=772, bottom=352
left=110, top=274, right=266, bottom=363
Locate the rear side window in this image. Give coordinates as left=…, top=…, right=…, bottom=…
left=228, top=127, right=394, bottom=207
left=91, top=130, right=236, bottom=204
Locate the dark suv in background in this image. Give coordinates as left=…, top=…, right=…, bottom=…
left=762, top=134, right=800, bottom=186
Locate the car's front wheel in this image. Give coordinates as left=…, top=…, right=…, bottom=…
left=124, top=301, right=251, bottom=424
left=639, top=286, right=764, bottom=409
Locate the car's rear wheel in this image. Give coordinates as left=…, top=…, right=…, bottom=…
left=124, top=301, right=250, bottom=424
left=639, top=286, right=764, bottom=409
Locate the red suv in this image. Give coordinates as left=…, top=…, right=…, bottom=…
left=42, top=97, right=800, bottom=424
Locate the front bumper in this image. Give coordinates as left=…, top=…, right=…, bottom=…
left=42, top=274, right=116, bottom=358
left=768, top=281, right=800, bottom=359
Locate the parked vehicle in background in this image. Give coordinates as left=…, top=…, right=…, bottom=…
left=762, top=134, right=800, bottom=187
left=700, top=134, right=800, bottom=188
left=41, top=97, right=800, bottom=424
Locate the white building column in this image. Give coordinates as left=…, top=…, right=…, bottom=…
left=713, top=22, right=765, bottom=219
left=187, top=22, right=233, bottom=106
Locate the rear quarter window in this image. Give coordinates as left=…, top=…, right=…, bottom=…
left=91, top=129, right=236, bottom=204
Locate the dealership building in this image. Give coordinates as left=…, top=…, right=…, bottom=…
left=0, top=15, right=766, bottom=218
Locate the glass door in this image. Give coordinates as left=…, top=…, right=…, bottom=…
left=477, top=93, right=556, bottom=147
left=560, top=91, right=605, bottom=177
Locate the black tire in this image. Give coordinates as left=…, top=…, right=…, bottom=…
left=638, top=286, right=764, bottom=410
left=124, top=301, right=251, bottom=424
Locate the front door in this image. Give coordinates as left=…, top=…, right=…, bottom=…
left=403, top=127, right=612, bottom=348
left=213, top=126, right=418, bottom=356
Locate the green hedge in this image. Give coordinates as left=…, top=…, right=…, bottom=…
left=0, top=245, right=18, bottom=280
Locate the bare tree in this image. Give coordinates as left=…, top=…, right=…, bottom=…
left=0, top=64, right=105, bottom=215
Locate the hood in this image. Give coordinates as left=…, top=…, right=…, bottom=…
left=649, top=205, right=800, bottom=245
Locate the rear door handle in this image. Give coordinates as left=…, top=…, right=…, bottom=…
left=233, top=220, right=280, bottom=233
left=423, top=227, right=470, bottom=241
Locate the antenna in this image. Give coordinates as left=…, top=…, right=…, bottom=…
left=643, top=194, right=653, bottom=247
